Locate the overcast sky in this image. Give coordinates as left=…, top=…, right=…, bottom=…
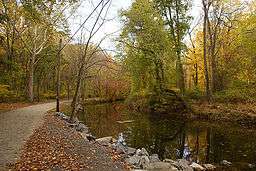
left=68, top=0, right=202, bottom=53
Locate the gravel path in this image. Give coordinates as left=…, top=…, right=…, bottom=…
left=12, top=113, right=126, bottom=171
left=0, top=102, right=59, bottom=170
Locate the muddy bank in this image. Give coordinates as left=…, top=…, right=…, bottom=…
left=190, top=101, right=256, bottom=128
left=11, top=112, right=126, bottom=171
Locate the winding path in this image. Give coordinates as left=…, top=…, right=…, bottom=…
left=0, top=102, right=60, bottom=170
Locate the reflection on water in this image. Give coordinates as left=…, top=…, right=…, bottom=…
left=77, top=103, right=256, bottom=171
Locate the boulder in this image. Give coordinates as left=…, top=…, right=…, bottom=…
left=146, top=162, right=178, bottom=171
left=96, top=136, right=113, bottom=145
left=141, top=148, right=149, bottom=156
left=136, top=148, right=149, bottom=156
left=86, top=134, right=96, bottom=141
left=56, top=112, right=70, bottom=121
left=115, top=143, right=127, bottom=154
left=190, top=162, right=205, bottom=171
left=79, top=132, right=89, bottom=142
left=139, top=155, right=150, bottom=169
left=164, top=159, right=177, bottom=164
left=203, top=164, right=216, bottom=170
left=248, top=164, right=255, bottom=169
left=174, top=159, right=193, bottom=171
left=149, top=154, right=160, bottom=163
left=75, top=123, right=89, bottom=133
left=127, top=147, right=136, bottom=156
left=221, top=160, right=232, bottom=166
left=125, top=155, right=141, bottom=166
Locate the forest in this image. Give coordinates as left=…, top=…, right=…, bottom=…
left=1, top=0, right=255, bottom=106
left=0, top=0, right=256, bottom=170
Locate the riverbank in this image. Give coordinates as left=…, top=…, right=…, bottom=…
left=10, top=112, right=126, bottom=171
left=190, top=101, right=256, bottom=128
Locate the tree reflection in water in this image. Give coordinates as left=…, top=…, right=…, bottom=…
left=77, top=103, right=256, bottom=170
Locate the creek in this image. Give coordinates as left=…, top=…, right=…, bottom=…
left=76, top=102, right=256, bottom=171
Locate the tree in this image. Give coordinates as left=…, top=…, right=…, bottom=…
left=202, top=0, right=212, bottom=102
left=154, top=0, right=191, bottom=95
left=119, top=0, right=174, bottom=95
left=70, top=0, right=112, bottom=121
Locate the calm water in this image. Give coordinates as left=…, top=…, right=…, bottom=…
left=77, top=103, right=256, bottom=171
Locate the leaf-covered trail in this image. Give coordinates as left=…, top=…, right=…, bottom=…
left=0, top=102, right=58, bottom=170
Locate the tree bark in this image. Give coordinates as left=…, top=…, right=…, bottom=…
left=56, top=39, right=62, bottom=112
left=203, top=0, right=212, bottom=102
left=28, top=54, right=35, bottom=102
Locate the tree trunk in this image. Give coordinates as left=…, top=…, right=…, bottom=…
left=203, top=0, right=212, bottom=102
left=28, top=56, right=35, bottom=102
left=70, top=65, right=83, bottom=121
left=56, top=39, right=62, bottom=112
left=37, top=76, right=41, bottom=102
left=175, top=0, right=185, bottom=95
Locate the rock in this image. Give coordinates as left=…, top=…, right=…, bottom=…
left=139, top=155, right=150, bottom=169
left=136, top=149, right=142, bottom=156
left=136, top=148, right=149, bottom=156
left=146, top=162, right=178, bottom=171
left=75, top=123, right=89, bottom=133
left=125, top=155, right=140, bottom=166
left=56, top=112, right=70, bottom=121
left=115, top=143, right=127, bottom=154
left=221, top=160, right=232, bottom=166
left=96, top=136, right=113, bottom=145
left=164, top=159, right=177, bottom=164
left=79, top=132, right=89, bottom=141
left=248, top=163, right=255, bottom=169
left=117, top=133, right=126, bottom=145
left=174, top=159, right=193, bottom=171
left=127, top=147, right=136, bottom=156
left=141, top=148, right=149, bottom=156
left=86, top=134, right=96, bottom=141
left=190, top=162, right=205, bottom=171
left=149, top=154, right=160, bottom=163
left=203, top=164, right=216, bottom=170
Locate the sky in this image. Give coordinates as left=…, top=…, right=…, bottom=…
left=68, top=0, right=202, bottom=53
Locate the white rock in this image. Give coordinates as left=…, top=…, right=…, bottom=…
left=149, top=154, right=160, bottom=163
left=203, top=164, right=216, bottom=170
left=221, top=160, right=232, bottom=166
left=125, top=155, right=140, bottom=165
left=96, top=136, right=113, bottom=143
left=190, top=162, right=205, bottom=171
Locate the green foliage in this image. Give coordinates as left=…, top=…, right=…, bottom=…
left=0, top=85, right=16, bottom=102
left=214, top=87, right=256, bottom=103
left=119, top=0, right=175, bottom=95
left=185, top=87, right=203, bottom=100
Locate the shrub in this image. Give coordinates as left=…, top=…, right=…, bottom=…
left=0, top=84, right=16, bottom=102
left=214, top=87, right=256, bottom=103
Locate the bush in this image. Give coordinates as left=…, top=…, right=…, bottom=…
left=214, top=87, right=256, bottom=103
left=0, top=84, right=16, bottom=102
left=42, top=91, right=56, bottom=99
left=185, top=87, right=203, bottom=100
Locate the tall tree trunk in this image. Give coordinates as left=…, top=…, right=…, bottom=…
left=56, top=39, right=62, bottom=112
left=28, top=55, right=35, bottom=102
left=194, top=63, right=199, bottom=87
left=37, top=75, right=41, bottom=102
left=70, top=64, right=83, bottom=121
left=175, top=0, right=185, bottom=95
left=203, top=0, right=212, bottom=102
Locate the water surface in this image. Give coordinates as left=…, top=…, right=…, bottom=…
left=77, top=103, right=256, bottom=171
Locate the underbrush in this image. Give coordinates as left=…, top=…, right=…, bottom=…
left=214, top=88, right=256, bottom=103
left=186, top=87, right=256, bottom=103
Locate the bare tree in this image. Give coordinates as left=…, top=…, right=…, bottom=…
left=70, top=0, right=112, bottom=121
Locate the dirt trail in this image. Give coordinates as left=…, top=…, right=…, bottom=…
left=0, top=102, right=61, bottom=170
